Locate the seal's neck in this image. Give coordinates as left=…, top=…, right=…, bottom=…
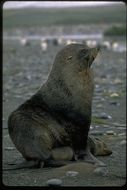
left=38, top=69, right=94, bottom=119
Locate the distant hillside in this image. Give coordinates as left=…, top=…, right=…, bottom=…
left=3, top=4, right=126, bottom=29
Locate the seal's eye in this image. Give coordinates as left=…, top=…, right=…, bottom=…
left=67, top=56, right=72, bottom=60
left=78, top=49, right=89, bottom=60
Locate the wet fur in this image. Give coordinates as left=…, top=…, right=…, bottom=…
left=8, top=44, right=102, bottom=167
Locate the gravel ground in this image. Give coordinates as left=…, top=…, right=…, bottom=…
left=2, top=28, right=126, bottom=186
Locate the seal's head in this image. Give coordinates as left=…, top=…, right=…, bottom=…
left=52, top=43, right=100, bottom=74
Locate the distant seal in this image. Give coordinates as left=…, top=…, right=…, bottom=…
left=8, top=43, right=110, bottom=169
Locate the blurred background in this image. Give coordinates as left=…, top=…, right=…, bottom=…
left=3, top=1, right=126, bottom=50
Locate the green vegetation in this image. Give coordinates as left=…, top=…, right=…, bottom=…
left=3, top=4, right=126, bottom=29
left=104, top=25, right=126, bottom=36
left=91, top=116, right=109, bottom=125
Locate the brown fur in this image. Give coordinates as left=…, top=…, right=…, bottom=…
left=8, top=44, right=104, bottom=168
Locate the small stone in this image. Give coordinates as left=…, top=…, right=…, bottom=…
left=90, top=131, right=104, bottom=135
left=46, top=179, right=62, bottom=187
left=99, top=112, right=112, bottom=119
left=93, top=167, right=108, bottom=176
left=118, top=133, right=126, bottom=136
left=95, top=84, right=100, bottom=88
left=95, top=125, right=100, bottom=128
left=66, top=171, right=79, bottom=177
left=14, top=95, right=22, bottom=98
left=5, top=147, right=15, bottom=151
left=113, top=79, right=122, bottom=84
left=102, top=124, right=110, bottom=128
left=110, top=101, right=120, bottom=106
left=120, top=140, right=126, bottom=145
left=107, top=115, right=112, bottom=119
left=117, top=127, right=126, bottom=130
left=110, top=93, right=119, bottom=97
left=113, top=123, right=126, bottom=127
left=90, top=126, right=93, bottom=129
left=26, top=75, right=32, bottom=80
left=97, top=104, right=103, bottom=108
left=106, top=131, right=116, bottom=135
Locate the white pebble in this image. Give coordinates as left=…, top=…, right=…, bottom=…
left=46, top=179, right=62, bottom=186
left=5, top=147, right=15, bottom=150
left=66, top=171, right=79, bottom=177
left=20, top=38, right=29, bottom=46
left=110, top=93, right=119, bottom=97
left=120, top=140, right=126, bottom=145
left=99, top=112, right=112, bottom=119
left=90, top=126, right=93, bottom=129
left=40, top=40, right=48, bottom=52
left=118, top=133, right=126, bottom=136
left=97, top=104, right=103, bottom=108
left=113, top=79, right=122, bottom=84
left=93, top=167, right=108, bottom=176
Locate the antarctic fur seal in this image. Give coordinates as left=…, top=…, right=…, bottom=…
left=8, top=43, right=111, bottom=169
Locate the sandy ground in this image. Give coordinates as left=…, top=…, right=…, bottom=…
left=2, top=30, right=126, bottom=186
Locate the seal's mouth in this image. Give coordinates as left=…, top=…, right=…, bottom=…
left=89, top=47, right=100, bottom=67
left=78, top=46, right=100, bottom=68
left=90, top=47, right=100, bottom=58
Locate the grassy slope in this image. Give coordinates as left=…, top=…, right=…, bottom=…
left=3, top=4, right=126, bottom=29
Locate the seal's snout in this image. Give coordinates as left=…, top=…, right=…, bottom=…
left=90, top=47, right=100, bottom=58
